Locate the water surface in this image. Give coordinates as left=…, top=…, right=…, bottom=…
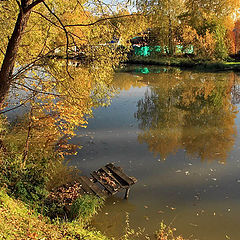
left=69, top=66, right=240, bottom=240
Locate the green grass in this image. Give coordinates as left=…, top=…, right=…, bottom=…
left=70, top=194, right=104, bottom=222
left=127, top=55, right=240, bottom=71
left=0, top=189, right=109, bottom=240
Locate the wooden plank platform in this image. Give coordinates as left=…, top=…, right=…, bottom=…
left=62, top=163, right=137, bottom=200
left=91, top=171, right=116, bottom=195
left=79, top=176, right=107, bottom=198
left=105, top=163, right=137, bottom=186
left=90, top=163, right=137, bottom=199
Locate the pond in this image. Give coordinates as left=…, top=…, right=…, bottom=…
left=69, top=65, right=240, bottom=240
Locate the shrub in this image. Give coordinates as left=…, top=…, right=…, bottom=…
left=0, top=155, right=49, bottom=205
left=70, top=194, right=104, bottom=223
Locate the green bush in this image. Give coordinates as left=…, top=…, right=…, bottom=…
left=0, top=156, right=49, bottom=205
left=70, top=194, right=104, bottom=222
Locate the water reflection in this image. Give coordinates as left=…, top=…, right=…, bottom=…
left=134, top=70, right=238, bottom=162
left=72, top=67, right=240, bottom=240
left=112, top=72, right=146, bottom=91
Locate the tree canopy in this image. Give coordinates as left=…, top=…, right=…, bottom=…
left=136, top=0, right=240, bottom=58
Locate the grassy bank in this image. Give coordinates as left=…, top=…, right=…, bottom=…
left=127, top=55, right=240, bottom=72
left=0, top=189, right=108, bottom=240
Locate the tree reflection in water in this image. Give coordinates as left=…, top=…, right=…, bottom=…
left=135, top=70, right=239, bottom=162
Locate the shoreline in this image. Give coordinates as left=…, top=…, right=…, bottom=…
left=125, top=56, right=240, bottom=72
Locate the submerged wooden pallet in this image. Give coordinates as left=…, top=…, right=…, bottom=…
left=78, top=163, right=137, bottom=199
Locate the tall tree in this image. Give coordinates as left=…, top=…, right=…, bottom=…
left=0, top=0, right=147, bottom=166
left=182, top=0, right=240, bottom=58
left=0, top=0, right=44, bottom=106
left=137, top=0, right=185, bottom=55
left=0, top=0, right=145, bottom=108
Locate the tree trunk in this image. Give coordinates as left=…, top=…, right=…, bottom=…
left=0, top=3, right=31, bottom=108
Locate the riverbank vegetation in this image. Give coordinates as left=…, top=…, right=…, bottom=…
left=129, top=0, right=240, bottom=67
left=0, top=189, right=108, bottom=240
left=127, top=55, right=240, bottom=71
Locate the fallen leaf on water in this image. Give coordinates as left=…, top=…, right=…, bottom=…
left=176, top=170, right=182, bottom=173
left=170, top=207, right=176, bottom=210
left=226, top=234, right=230, bottom=239
left=189, top=223, right=198, bottom=227
left=144, top=205, right=148, bottom=209
left=144, top=216, right=149, bottom=221
left=157, top=210, right=164, bottom=214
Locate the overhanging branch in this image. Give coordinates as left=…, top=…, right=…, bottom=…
left=42, top=1, right=73, bottom=79
left=65, top=13, right=141, bottom=27
left=25, top=0, right=44, bottom=13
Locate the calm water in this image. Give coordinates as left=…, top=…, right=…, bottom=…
left=69, top=66, right=240, bottom=240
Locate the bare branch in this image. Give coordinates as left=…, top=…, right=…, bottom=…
left=0, top=94, right=36, bottom=115
left=65, top=13, right=141, bottom=27
left=15, top=82, right=63, bottom=97
left=42, top=1, right=73, bottom=79
left=32, top=11, right=87, bottom=42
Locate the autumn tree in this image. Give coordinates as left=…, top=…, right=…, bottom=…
left=137, top=0, right=185, bottom=55
left=0, top=0, right=147, bottom=168
left=0, top=0, right=146, bottom=105
left=181, top=0, right=240, bottom=59
left=233, top=18, right=240, bottom=54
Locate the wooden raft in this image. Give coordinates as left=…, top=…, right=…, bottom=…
left=78, top=163, right=137, bottom=199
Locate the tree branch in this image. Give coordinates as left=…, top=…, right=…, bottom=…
left=65, top=13, right=141, bottom=27
left=15, top=0, right=23, bottom=12
left=11, top=43, right=72, bottom=81
left=0, top=93, right=37, bottom=114
left=42, top=1, right=73, bottom=79
left=32, top=11, right=87, bottom=42
left=0, top=48, right=5, bottom=56
left=15, top=82, right=64, bottom=97
left=25, top=0, right=44, bottom=13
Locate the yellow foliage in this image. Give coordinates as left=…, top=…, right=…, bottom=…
left=182, top=26, right=216, bottom=59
